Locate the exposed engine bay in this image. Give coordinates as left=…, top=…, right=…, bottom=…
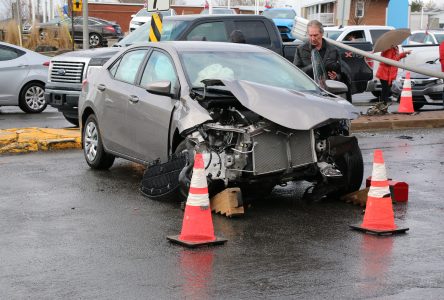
left=141, top=80, right=363, bottom=201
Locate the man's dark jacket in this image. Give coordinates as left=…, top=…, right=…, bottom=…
left=293, top=38, right=341, bottom=79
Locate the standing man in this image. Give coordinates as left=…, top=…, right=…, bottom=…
left=293, top=20, right=341, bottom=81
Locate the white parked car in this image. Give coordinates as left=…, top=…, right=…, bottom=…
left=129, top=8, right=177, bottom=32
left=0, top=42, right=49, bottom=113
left=324, top=25, right=394, bottom=44
left=407, top=30, right=444, bottom=45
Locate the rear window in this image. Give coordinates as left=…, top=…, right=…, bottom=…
left=370, top=29, right=391, bottom=44
left=262, top=9, right=296, bottom=19
left=233, top=21, right=271, bottom=47
left=324, top=30, right=342, bottom=40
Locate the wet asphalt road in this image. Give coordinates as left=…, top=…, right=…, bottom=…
left=1, top=128, right=443, bottom=299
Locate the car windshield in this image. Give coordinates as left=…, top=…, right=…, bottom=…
left=200, top=8, right=235, bottom=14
left=324, top=30, right=342, bottom=40
left=434, top=34, right=444, bottom=44
left=136, top=9, right=173, bottom=17
left=180, top=50, right=318, bottom=92
left=262, top=10, right=296, bottom=19
left=117, top=20, right=189, bottom=46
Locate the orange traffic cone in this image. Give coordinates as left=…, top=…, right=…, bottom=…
left=398, top=71, right=415, bottom=113
left=350, top=149, right=409, bottom=235
left=167, top=152, right=227, bottom=247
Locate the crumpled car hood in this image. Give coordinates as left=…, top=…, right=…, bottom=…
left=221, top=80, right=359, bottom=130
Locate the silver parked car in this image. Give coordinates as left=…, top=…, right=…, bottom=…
left=79, top=42, right=363, bottom=201
left=0, top=42, right=49, bottom=113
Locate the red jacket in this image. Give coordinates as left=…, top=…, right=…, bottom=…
left=439, top=41, right=444, bottom=72
left=376, top=48, right=407, bottom=85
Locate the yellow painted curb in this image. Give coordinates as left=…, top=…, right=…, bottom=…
left=0, top=128, right=81, bottom=154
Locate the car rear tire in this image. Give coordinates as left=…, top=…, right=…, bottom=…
left=63, top=113, right=79, bottom=126
left=371, top=91, right=381, bottom=98
left=18, top=81, right=47, bottom=113
left=89, top=33, right=102, bottom=47
left=83, top=114, right=115, bottom=170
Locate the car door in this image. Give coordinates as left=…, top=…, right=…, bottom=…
left=97, top=48, right=148, bottom=157
left=0, top=45, right=28, bottom=103
left=128, top=49, right=179, bottom=162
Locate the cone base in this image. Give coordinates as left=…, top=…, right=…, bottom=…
left=167, top=235, right=227, bottom=248
left=350, top=224, right=409, bottom=236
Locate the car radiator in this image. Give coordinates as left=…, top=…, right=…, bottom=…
left=251, top=130, right=316, bottom=175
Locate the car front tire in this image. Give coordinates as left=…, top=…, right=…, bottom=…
left=18, top=81, right=47, bottom=113
left=83, top=114, right=115, bottom=170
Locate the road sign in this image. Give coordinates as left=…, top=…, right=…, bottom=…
left=147, top=0, right=170, bottom=12
left=73, top=0, right=82, bottom=12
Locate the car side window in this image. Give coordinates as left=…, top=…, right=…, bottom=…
left=186, top=22, right=228, bottom=42
left=424, top=34, right=434, bottom=44
left=140, top=51, right=177, bottom=93
left=370, top=29, right=390, bottom=44
left=0, top=46, right=24, bottom=61
left=109, top=58, right=121, bottom=77
left=412, top=33, right=426, bottom=43
left=233, top=21, right=271, bottom=47
left=344, top=30, right=365, bottom=42
left=114, top=49, right=148, bottom=84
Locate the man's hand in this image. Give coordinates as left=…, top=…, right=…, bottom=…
left=328, top=71, right=337, bottom=80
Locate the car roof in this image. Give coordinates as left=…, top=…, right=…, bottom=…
left=324, top=25, right=394, bottom=31
left=411, top=30, right=444, bottom=34
left=127, top=41, right=269, bottom=53
left=163, top=14, right=268, bottom=21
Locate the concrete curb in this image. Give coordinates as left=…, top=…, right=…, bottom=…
left=1, top=110, right=444, bottom=154
left=0, top=128, right=81, bottom=154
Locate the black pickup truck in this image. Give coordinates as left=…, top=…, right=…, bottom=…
left=45, top=14, right=373, bottom=125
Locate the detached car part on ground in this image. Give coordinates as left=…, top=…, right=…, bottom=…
left=79, top=42, right=364, bottom=202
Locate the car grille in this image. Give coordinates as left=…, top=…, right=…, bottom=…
left=251, top=130, right=315, bottom=175
left=50, top=61, right=85, bottom=83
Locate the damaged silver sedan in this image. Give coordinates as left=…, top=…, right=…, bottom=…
left=79, top=42, right=363, bottom=201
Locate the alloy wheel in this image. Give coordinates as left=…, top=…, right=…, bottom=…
left=25, top=85, right=45, bottom=111
left=89, top=34, right=100, bottom=47
left=84, top=121, right=99, bottom=162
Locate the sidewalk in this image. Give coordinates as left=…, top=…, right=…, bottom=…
left=1, top=110, right=444, bottom=155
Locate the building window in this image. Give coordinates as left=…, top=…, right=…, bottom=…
left=355, top=0, right=364, bottom=18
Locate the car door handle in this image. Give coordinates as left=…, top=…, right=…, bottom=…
left=129, top=95, right=139, bottom=103
left=97, top=84, right=106, bottom=91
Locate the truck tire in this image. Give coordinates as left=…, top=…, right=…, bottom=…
left=63, top=113, right=79, bottom=126
left=82, top=114, right=115, bottom=170
left=371, top=91, right=381, bottom=98
left=18, top=81, right=47, bottom=113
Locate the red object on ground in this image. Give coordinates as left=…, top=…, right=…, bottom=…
left=398, top=71, right=415, bottom=113
left=167, top=153, right=227, bottom=247
left=350, top=149, right=409, bottom=235
left=366, top=176, right=409, bottom=202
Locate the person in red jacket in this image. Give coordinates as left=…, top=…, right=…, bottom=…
left=440, top=41, right=444, bottom=72
left=376, top=46, right=411, bottom=104
left=440, top=41, right=444, bottom=107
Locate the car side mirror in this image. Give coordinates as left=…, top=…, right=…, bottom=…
left=325, top=80, right=348, bottom=95
left=144, top=80, right=172, bottom=96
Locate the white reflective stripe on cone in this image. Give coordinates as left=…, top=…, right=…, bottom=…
left=371, top=163, right=388, bottom=181
left=403, top=80, right=411, bottom=89
left=368, top=185, right=391, bottom=198
left=187, top=193, right=210, bottom=207
left=401, top=90, right=412, bottom=97
left=190, top=168, right=208, bottom=189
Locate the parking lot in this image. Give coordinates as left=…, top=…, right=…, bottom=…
left=1, top=128, right=444, bottom=298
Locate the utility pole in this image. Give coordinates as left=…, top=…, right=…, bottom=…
left=31, top=0, right=36, bottom=24
left=16, top=0, right=23, bottom=46
left=83, top=0, right=89, bottom=49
